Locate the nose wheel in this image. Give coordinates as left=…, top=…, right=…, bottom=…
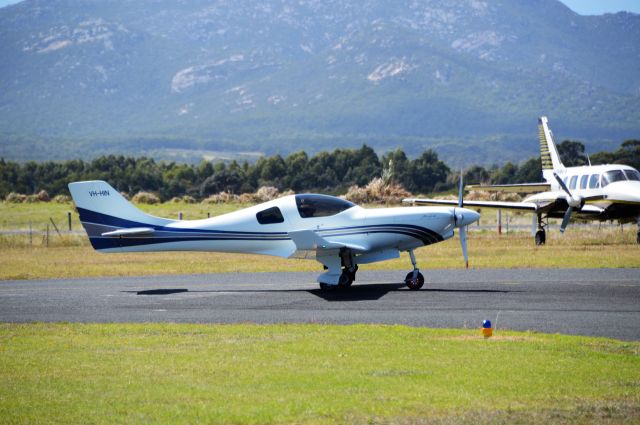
left=405, top=270, right=424, bottom=290
left=404, top=249, right=425, bottom=290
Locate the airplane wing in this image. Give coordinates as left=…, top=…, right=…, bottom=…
left=465, top=183, right=551, bottom=193
left=403, top=198, right=540, bottom=211
left=288, top=230, right=369, bottom=252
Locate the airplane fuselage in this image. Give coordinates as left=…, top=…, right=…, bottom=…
left=531, top=164, right=640, bottom=222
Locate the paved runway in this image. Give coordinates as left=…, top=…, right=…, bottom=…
left=0, top=269, right=638, bottom=340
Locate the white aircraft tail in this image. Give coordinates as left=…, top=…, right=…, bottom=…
left=68, top=180, right=173, bottom=250
left=538, top=116, right=565, bottom=182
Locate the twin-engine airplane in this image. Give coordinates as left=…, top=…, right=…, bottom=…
left=69, top=180, right=479, bottom=290
left=405, top=116, right=640, bottom=245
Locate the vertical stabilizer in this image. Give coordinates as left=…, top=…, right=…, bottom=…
left=538, top=116, right=565, bottom=181
left=68, top=180, right=173, bottom=251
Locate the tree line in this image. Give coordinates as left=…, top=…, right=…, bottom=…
left=0, top=140, right=638, bottom=201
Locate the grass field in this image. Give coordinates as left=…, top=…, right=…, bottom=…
left=0, top=323, right=638, bottom=424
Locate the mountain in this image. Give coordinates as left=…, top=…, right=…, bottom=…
left=1, top=0, right=639, bottom=165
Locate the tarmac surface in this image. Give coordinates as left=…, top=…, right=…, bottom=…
left=0, top=269, right=638, bottom=340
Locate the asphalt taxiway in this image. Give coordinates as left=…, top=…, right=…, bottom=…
left=0, top=269, right=638, bottom=340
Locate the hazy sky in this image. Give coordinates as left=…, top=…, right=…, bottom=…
left=0, top=0, right=639, bottom=15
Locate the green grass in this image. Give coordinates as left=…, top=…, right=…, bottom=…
left=0, top=323, right=638, bottom=424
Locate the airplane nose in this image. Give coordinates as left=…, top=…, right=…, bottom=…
left=455, top=208, right=480, bottom=227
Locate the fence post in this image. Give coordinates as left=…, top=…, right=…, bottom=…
left=45, top=224, right=49, bottom=247
left=68, top=212, right=72, bottom=231
left=179, top=212, right=183, bottom=220
left=497, top=210, right=502, bottom=235
left=29, top=222, right=32, bottom=246
left=49, top=217, right=61, bottom=236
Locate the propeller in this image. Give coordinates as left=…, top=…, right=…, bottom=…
left=553, top=172, right=582, bottom=233
left=455, top=170, right=469, bottom=268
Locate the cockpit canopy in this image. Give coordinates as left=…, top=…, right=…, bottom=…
left=295, top=194, right=355, bottom=218
left=565, top=167, right=640, bottom=189
left=602, top=168, right=640, bottom=187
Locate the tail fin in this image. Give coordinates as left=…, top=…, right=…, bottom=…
left=68, top=181, right=173, bottom=251
left=538, top=116, right=565, bottom=182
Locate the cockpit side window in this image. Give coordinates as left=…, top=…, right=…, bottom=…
left=579, top=175, right=589, bottom=189
left=601, top=170, right=626, bottom=187
left=295, top=194, right=355, bottom=218
left=623, top=169, right=640, bottom=181
left=569, top=176, right=578, bottom=190
left=588, top=174, right=600, bottom=189
left=256, top=207, right=284, bottom=224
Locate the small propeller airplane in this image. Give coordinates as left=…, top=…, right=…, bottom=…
left=405, top=116, right=640, bottom=245
left=69, top=178, right=479, bottom=290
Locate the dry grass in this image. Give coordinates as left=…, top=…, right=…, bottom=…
left=0, top=228, right=638, bottom=280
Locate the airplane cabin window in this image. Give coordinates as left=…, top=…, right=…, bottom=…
left=295, top=194, right=355, bottom=218
left=601, top=170, right=626, bottom=187
left=569, top=176, right=578, bottom=190
left=579, top=175, right=589, bottom=189
left=256, top=207, right=285, bottom=224
left=623, top=169, right=640, bottom=181
left=588, top=174, right=600, bottom=189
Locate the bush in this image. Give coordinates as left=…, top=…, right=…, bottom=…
left=5, top=192, right=27, bottom=203
left=132, top=191, right=160, bottom=204
left=344, top=178, right=411, bottom=204
left=254, top=186, right=280, bottom=202
left=202, top=192, right=239, bottom=204
left=53, top=194, right=71, bottom=203
left=182, top=195, right=196, bottom=204
left=36, top=190, right=50, bottom=202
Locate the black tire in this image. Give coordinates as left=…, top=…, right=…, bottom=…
left=637, top=231, right=640, bottom=245
left=535, top=230, right=546, bottom=246
left=404, top=271, right=424, bottom=290
left=319, top=282, right=337, bottom=291
left=338, top=272, right=353, bottom=288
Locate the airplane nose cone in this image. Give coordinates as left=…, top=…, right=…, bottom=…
left=455, top=208, right=480, bottom=227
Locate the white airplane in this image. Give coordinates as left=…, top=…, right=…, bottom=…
left=68, top=180, right=480, bottom=290
left=405, top=116, right=640, bottom=245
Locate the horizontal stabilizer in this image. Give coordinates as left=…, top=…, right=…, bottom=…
left=101, top=227, right=155, bottom=237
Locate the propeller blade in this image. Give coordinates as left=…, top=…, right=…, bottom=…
left=458, top=169, right=464, bottom=208
left=560, top=206, right=573, bottom=233
left=553, top=172, right=572, bottom=197
left=460, top=225, right=469, bottom=269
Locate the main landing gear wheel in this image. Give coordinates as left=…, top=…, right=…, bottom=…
left=405, top=271, right=424, bottom=290
left=637, top=230, right=640, bottom=245
left=535, top=229, right=546, bottom=246
left=338, top=271, right=353, bottom=288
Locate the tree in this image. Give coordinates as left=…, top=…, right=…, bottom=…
left=557, top=140, right=588, bottom=167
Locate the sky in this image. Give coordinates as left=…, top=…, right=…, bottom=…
left=0, top=0, right=639, bottom=14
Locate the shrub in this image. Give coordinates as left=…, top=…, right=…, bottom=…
left=344, top=177, right=411, bottom=204
left=202, top=192, right=238, bottom=204
left=132, top=191, right=160, bottom=204
left=36, top=190, right=50, bottom=202
left=53, top=194, right=71, bottom=203
left=182, top=195, right=196, bottom=204
left=5, top=192, right=27, bottom=203
left=254, top=186, right=280, bottom=202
